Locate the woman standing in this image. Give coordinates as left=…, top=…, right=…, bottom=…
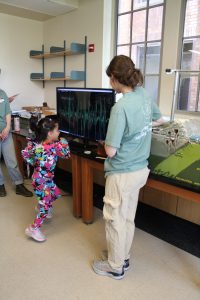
left=93, top=55, right=163, bottom=280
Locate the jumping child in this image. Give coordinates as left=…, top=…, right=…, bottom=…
left=22, top=117, right=70, bottom=242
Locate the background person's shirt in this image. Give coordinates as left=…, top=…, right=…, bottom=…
left=0, top=89, right=11, bottom=133
left=104, top=86, right=161, bottom=176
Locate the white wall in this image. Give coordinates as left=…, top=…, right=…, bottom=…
left=0, top=13, right=44, bottom=111
left=43, top=0, right=104, bottom=108
left=102, top=0, right=116, bottom=88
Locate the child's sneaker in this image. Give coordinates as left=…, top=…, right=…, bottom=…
left=25, top=225, right=46, bottom=242
left=101, top=250, right=130, bottom=271
left=46, top=207, right=53, bottom=219
left=35, top=205, right=53, bottom=219
left=92, top=260, right=124, bottom=280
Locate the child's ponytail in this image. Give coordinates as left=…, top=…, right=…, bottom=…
left=29, top=116, right=38, bottom=134
left=30, top=116, right=58, bottom=143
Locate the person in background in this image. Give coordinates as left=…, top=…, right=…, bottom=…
left=92, top=55, right=164, bottom=280
left=22, top=117, right=70, bottom=242
left=0, top=88, right=33, bottom=197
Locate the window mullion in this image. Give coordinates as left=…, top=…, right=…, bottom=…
left=129, top=0, right=134, bottom=57
left=143, top=0, right=150, bottom=82
left=178, top=0, right=200, bottom=113
left=195, top=74, right=200, bottom=111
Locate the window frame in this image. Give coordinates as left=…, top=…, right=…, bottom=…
left=176, top=0, right=200, bottom=115
left=116, top=0, right=166, bottom=104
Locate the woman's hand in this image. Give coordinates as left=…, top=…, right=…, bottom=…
left=152, top=117, right=165, bottom=127
left=1, top=127, right=10, bottom=140
left=8, top=94, right=19, bottom=103
left=104, top=144, right=117, bottom=158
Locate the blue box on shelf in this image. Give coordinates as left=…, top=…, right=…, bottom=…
left=70, top=43, right=85, bottom=53
left=70, top=71, right=85, bottom=81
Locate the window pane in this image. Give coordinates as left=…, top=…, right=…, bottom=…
left=117, top=14, right=131, bottom=44
left=178, top=76, right=199, bottom=111
left=149, top=0, right=164, bottom=6
left=118, top=0, right=132, bottom=14
left=132, top=10, right=146, bottom=43
left=147, top=6, right=163, bottom=41
left=133, top=0, right=147, bottom=10
left=184, top=0, right=200, bottom=37
left=145, top=75, right=159, bottom=102
left=131, top=44, right=145, bottom=72
left=117, top=45, right=130, bottom=56
left=181, top=38, right=200, bottom=70
left=146, top=42, right=161, bottom=74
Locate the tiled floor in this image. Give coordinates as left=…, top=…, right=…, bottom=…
left=0, top=171, right=199, bottom=300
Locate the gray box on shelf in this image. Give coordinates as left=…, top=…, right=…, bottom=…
left=30, top=50, right=44, bottom=57
left=30, top=73, right=44, bottom=79
left=50, top=72, right=65, bottom=78
left=50, top=46, right=65, bottom=53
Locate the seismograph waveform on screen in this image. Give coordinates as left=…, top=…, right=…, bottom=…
left=58, top=91, right=114, bottom=140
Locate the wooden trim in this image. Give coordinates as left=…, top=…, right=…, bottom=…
left=71, top=154, right=82, bottom=218
left=147, top=178, right=200, bottom=203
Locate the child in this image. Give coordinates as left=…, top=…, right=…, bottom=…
left=22, top=117, right=70, bottom=242
left=92, top=55, right=164, bottom=279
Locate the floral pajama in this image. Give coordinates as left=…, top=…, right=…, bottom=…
left=22, top=138, right=70, bottom=228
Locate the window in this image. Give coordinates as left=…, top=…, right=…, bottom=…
left=116, top=0, right=165, bottom=102
left=178, top=0, right=200, bottom=112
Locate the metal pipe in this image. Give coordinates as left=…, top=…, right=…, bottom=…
left=166, top=68, right=200, bottom=74
left=170, top=71, right=180, bottom=122
left=165, top=68, right=200, bottom=122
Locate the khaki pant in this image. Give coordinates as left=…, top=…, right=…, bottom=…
left=103, top=167, right=150, bottom=271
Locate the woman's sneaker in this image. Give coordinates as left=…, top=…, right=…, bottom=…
left=0, top=184, right=6, bottom=197
left=123, top=259, right=130, bottom=271
left=25, top=225, right=46, bottom=242
left=92, top=260, right=124, bottom=280
left=101, top=250, right=130, bottom=271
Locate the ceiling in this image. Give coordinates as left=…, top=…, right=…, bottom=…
left=0, top=0, right=79, bottom=21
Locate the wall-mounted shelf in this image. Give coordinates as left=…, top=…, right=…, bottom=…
left=30, top=51, right=80, bottom=59
left=31, top=78, right=82, bottom=82
left=30, top=37, right=87, bottom=88
left=30, top=70, right=85, bottom=82
left=31, top=78, right=77, bottom=81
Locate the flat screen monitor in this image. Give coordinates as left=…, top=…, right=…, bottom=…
left=56, top=87, right=115, bottom=141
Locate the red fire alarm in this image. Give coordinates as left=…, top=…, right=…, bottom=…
left=88, top=44, right=95, bottom=52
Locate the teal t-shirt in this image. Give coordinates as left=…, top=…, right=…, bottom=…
left=0, top=89, right=11, bottom=132
left=104, top=86, right=161, bottom=176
